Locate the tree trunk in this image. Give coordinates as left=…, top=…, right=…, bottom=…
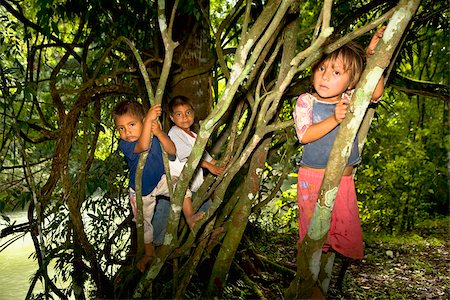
left=207, top=138, right=272, bottom=296
left=170, top=0, right=212, bottom=122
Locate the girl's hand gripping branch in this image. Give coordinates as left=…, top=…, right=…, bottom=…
left=366, top=26, right=386, bottom=101
left=334, top=97, right=350, bottom=124
left=366, top=26, right=386, bottom=57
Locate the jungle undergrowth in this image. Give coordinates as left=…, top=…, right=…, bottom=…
left=221, top=216, right=449, bottom=300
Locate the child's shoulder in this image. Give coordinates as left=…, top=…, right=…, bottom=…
left=299, top=92, right=313, bottom=98
left=118, top=139, right=136, bottom=155
left=169, top=126, right=196, bottom=137
left=168, top=125, right=182, bottom=135
left=298, top=92, right=318, bottom=102
left=296, top=92, right=316, bottom=108
left=119, top=139, right=134, bottom=147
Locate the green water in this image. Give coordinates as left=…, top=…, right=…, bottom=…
left=0, top=211, right=60, bottom=299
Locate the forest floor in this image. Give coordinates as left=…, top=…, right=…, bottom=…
left=224, top=217, right=449, bottom=300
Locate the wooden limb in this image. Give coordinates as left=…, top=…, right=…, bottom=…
left=174, top=218, right=216, bottom=299
left=240, top=1, right=252, bottom=44
left=171, top=58, right=216, bottom=87
left=255, top=253, right=296, bottom=277
left=241, top=234, right=296, bottom=276
left=155, top=0, right=179, bottom=105
left=390, top=72, right=450, bottom=100
left=252, top=167, right=287, bottom=213
left=214, top=0, right=245, bottom=80
left=0, top=221, right=30, bottom=237
left=325, top=7, right=395, bottom=54
left=12, top=111, right=54, bottom=297
left=317, top=251, right=335, bottom=295
left=254, top=26, right=284, bottom=102
left=233, top=260, right=268, bottom=300
left=207, top=138, right=271, bottom=296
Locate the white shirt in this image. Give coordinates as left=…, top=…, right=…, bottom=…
left=168, top=126, right=213, bottom=192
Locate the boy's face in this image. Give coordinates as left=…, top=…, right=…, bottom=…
left=313, top=54, right=351, bottom=102
left=170, top=103, right=195, bottom=131
left=115, top=113, right=143, bottom=142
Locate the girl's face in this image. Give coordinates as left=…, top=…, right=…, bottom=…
left=115, top=113, right=143, bottom=142
left=313, top=55, right=352, bottom=102
left=170, top=103, right=195, bottom=131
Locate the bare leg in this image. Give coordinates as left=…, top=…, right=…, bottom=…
left=136, top=243, right=155, bottom=272
left=182, top=197, right=205, bottom=230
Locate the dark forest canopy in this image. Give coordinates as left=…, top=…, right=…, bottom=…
left=0, top=0, right=448, bottom=298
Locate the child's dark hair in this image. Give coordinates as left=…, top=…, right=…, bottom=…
left=314, top=41, right=365, bottom=89
left=168, top=95, right=194, bottom=115
left=113, top=100, right=145, bottom=120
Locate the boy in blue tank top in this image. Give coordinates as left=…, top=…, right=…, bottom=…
left=113, top=100, right=202, bottom=272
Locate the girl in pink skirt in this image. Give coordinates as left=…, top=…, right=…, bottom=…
left=293, top=27, right=385, bottom=297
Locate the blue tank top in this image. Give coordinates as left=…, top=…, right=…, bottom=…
left=300, top=99, right=361, bottom=168
left=119, top=137, right=165, bottom=196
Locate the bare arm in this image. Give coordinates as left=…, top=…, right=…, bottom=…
left=135, top=104, right=162, bottom=153
left=372, top=76, right=384, bottom=101
left=367, top=26, right=386, bottom=101
left=152, top=121, right=176, bottom=155
left=301, top=97, right=349, bottom=144
left=200, top=159, right=225, bottom=176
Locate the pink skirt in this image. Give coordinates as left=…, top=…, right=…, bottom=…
left=297, top=167, right=363, bottom=259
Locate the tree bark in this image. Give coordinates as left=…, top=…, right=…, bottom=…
left=207, top=138, right=271, bottom=296
left=170, top=0, right=212, bottom=121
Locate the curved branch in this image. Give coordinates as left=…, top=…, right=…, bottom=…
left=214, top=0, right=245, bottom=80
left=40, top=84, right=135, bottom=205
left=325, top=7, right=395, bottom=54
left=171, top=58, right=216, bottom=88
left=390, top=72, right=449, bottom=101
left=334, top=0, right=395, bottom=35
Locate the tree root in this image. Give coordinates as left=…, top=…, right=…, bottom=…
left=255, top=253, right=296, bottom=277
left=233, top=260, right=268, bottom=300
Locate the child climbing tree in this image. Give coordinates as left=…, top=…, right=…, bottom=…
left=286, top=0, right=421, bottom=298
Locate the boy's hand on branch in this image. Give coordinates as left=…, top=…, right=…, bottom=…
left=366, top=26, right=386, bottom=58
left=147, top=104, right=162, bottom=122
left=151, top=120, right=162, bottom=136
left=153, top=121, right=176, bottom=155
left=136, top=105, right=162, bottom=153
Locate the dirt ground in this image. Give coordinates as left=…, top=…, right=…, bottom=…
left=329, top=238, right=450, bottom=299
left=243, top=219, right=450, bottom=300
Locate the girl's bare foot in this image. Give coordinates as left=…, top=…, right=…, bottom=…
left=186, top=211, right=205, bottom=230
